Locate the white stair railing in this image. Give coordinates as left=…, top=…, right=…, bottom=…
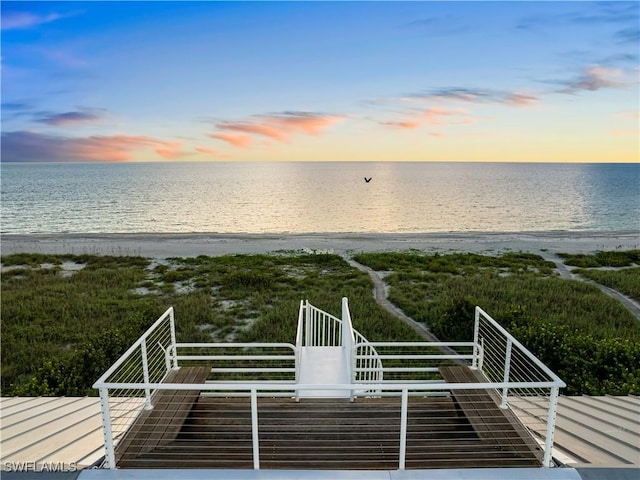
left=94, top=300, right=565, bottom=470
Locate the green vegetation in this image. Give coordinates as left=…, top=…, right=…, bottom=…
left=558, top=250, right=640, bottom=301
left=1, top=252, right=419, bottom=396
left=3, top=250, right=639, bottom=397
left=353, top=251, right=640, bottom=395
left=558, top=250, right=640, bottom=268
left=575, top=268, right=640, bottom=302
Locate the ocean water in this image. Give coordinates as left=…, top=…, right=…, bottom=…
left=1, top=162, right=638, bottom=234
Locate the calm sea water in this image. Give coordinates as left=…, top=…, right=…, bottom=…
left=1, top=162, right=638, bottom=234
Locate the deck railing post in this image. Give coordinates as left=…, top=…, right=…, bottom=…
left=543, top=386, right=560, bottom=467
left=305, top=300, right=310, bottom=346
left=342, top=297, right=353, bottom=394
left=98, top=388, right=116, bottom=469
left=471, top=307, right=481, bottom=369
left=251, top=388, right=260, bottom=470
left=169, top=306, right=179, bottom=369
left=140, top=338, right=153, bottom=410
left=500, top=338, right=513, bottom=409
left=399, top=388, right=408, bottom=470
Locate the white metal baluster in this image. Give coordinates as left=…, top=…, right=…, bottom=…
left=399, top=388, right=408, bottom=470
left=140, top=338, right=152, bottom=409
left=500, top=338, right=512, bottom=409
left=99, top=388, right=116, bottom=469
left=306, top=304, right=311, bottom=346
left=251, top=388, right=260, bottom=469
left=169, top=307, right=178, bottom=369
left=471, top=307, right=481, bottom=369
left=543, top=386, right=560, bottom=467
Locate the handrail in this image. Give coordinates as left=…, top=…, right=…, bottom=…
left=475, top=307, right=565, bottom=385
left=295, top=300, right=304, bottom=350
left=341, top=297, right=355, bottom=386
left=95, top=379, right=564, bottom=390
left=93, top=307, right=175, bottom=386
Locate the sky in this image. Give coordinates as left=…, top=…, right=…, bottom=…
left=1, top=1, right=638, bottom=163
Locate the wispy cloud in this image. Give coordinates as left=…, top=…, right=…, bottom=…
left=217, top=122, right=286, bottom=142
left=1, top=101, right=33, bottom=111
left=211, top=112, right=344, bottom=148
left=1, top=10, right=77, bottom=30
left=379, top=107, right=474, bottom=132
left=557, top=65, right=627, bottom=94
left=405, top=88, right=539, bottom=107
left=517, top=3, right=639, bottom=31
left=1, top=131, right=184, bottom=162
left=379, top=120, right=421, bottom=130
left=36, top=108, right=107, bottom=126
left=209, top=132, right=252, bottom=148
left=616, top=26, right=640, bottom=44
left=400, top=15, right=469, bottom=37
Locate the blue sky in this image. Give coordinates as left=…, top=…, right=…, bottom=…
left=1, top=1, right=638, bottom=162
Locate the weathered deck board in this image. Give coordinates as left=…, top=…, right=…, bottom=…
left=115, top=366, right=210, bottom=463
left=118, top=395, right=541, bottom=469
left=439, top=365, right=543, bottom=463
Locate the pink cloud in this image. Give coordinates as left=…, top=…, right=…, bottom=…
left=269, top=113, right=343, bottom=135
left=218, top=122, right=287, bottom=141
left=210, top=132, right=252, bottom=148
left=380, top=107, right=474, bottom=131
left=379, top=121, right=421, bottom=129
left=560, top=65, right=626, bottom=93
left=504, top=92, right=538, bottom=106
left=1, top=131, right=184, bottom=162
left=72, top=135, right=183, bottom=161
left=211, top=112, right=344, bottom=148
left=422, top=107, right=451, bottom=125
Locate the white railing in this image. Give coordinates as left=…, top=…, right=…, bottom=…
left=93, top=307, right=177, bottom=469
left=302, top=300, right=343, bottom=347
left=472, top=306, right=565, bottom=467
left=355, top=341, right=473, bottom=384
left=94, top=301, right=565, bottom=470
left=176, top=342, right=296, bottom=382
left=94, top=381, right=563, bottom=470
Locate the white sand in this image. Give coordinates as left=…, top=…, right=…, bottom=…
left=1, top=231, right=638, bottom=258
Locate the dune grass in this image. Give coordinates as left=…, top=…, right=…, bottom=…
left=574, top=267, right=640, bottom=302
left=1, top=252, right=419, bottom=396
left=3, top=250, right=638, bottom=396
left=353, top=251, right=640, bottom=395
left=558, top=250, right=640, bottom=268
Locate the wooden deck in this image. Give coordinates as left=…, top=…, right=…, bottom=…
left=115, top=366, right=210, bottom=464
left=439, top=365, right=543, bottom=464
left=115, top=366, right=543, bottom=470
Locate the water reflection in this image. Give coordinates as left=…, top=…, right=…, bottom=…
left=1, top=162, right=637, bottom=233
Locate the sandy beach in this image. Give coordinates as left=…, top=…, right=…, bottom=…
left=1, top=231, right=638, bottom=258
